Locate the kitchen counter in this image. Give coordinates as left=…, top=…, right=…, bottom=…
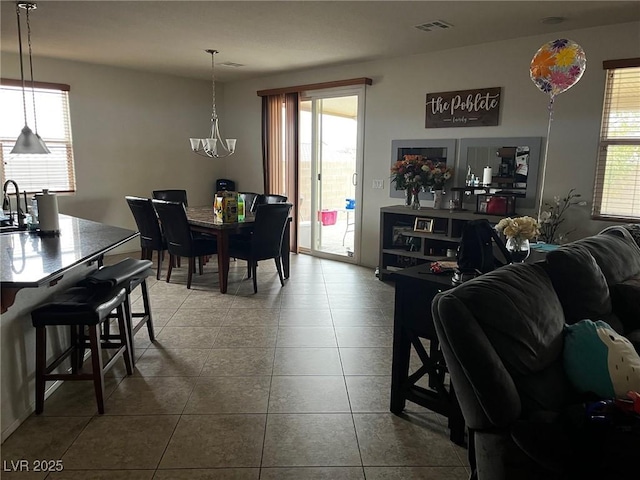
left=1, top=214, right=138, bottom=441
left=1, top=214, right=137, bottom=312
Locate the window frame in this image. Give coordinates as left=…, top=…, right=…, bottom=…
left=591, top=58, right=640, bottom=221
left=0, top=78, right=76, bottom=194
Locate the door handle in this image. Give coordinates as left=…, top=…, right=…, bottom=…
left=352, top=173, right=357, bottom=186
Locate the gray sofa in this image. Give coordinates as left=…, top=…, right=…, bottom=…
left=432, top=226, right=640, bottom=480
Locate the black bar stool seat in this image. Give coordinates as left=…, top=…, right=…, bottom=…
left=80, top=258, right=155, bottom=363
left=31, top=285, right=132, bottom=415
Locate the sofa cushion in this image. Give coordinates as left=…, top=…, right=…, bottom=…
left=578, top=227, right=640, bottom=285
left=610, top=277, right=640, bottom=333
left=544, top=245, right=623, bottom=332
left=564, top=319, right=640, bottom=398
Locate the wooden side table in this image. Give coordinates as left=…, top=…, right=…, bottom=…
left=390, top=263, right=466, bottom=446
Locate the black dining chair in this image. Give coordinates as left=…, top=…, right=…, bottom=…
left=239, top=192, right=260, bottom=215
left=152, top=189, right=188, bottom=206
left=229, top=203, right=292, bottom=293
left=151, top=199, right=218, bottom=289
left=252, top=193, right=288, bottom=213
left=125, top=196, right=167, bottom=280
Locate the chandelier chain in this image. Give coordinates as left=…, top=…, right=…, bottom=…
left=210, top=51, right=217, bottom=123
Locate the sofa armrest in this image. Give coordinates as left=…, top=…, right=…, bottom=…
left=433, top=293, right=521, bottom=429
left=432, top=263, right=568, bottom=430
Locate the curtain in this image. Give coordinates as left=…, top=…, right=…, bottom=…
left=261, top=92, right=299, bottom=252
left=261, top=94, right=283, bottom=194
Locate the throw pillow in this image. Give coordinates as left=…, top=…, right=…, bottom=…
left=563, top=319, right=640, bottom=398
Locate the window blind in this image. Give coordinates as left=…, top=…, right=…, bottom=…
left=0, top=82, right=76, bottom=194
left=593, top=63, right=640, bottom=219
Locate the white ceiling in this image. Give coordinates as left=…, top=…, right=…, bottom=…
left=1, top=1, right=639, bottom=82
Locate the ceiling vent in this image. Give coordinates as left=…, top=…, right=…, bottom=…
left=219, top=62, right=245, bottom=68
left=414, top=20, right=453, bottom=32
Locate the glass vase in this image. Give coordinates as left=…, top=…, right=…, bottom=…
left=432, top=189, right=443, bottom=209
left=411, top=188, right=421, bottom=210
left=405, top=189, right=413, bottom=207
left=506, top=237, right=531, bottom=263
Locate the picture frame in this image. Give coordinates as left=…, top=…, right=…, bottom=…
left=414, top=217, right=434, bottom=233
left=392, top=226, right=413, bottom=246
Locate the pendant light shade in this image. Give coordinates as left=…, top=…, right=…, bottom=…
left=12, top=125, right=49, bottom=154
left=11, top=1, right=50, bottom=155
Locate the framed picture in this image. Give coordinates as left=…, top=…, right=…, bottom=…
left=414, top=217, right=434, bottom=232
left=390, top=139, right=457, bottom=199
left=392, top=226, right=413, bottom=246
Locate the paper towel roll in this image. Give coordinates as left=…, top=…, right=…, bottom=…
left=483, top=167, right=493, bottom=186
left=36, top=189, right=60, bottom=233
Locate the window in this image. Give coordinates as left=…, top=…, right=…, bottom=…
left=592, top=60, right=640, bottom=219
left=0, top=79, right=76, bottom=194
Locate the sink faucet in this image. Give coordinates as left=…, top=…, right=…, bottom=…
left=2, top=180, right=25, bottom=229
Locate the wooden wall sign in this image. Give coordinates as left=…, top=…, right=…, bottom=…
left=425, top=87, right=501, bottom=128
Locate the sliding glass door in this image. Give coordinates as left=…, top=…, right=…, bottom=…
left=298, top=87, right=364, bottom=262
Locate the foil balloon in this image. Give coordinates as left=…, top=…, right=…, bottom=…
left=530, top=39, right=586, bottom=98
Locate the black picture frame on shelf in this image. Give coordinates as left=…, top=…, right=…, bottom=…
left=390, top=139, right=457, bottom=200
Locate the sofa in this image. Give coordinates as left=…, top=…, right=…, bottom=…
left=431, top=226, right=640, bottom=480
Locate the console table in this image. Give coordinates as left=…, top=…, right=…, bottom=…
left=390, top=262, right=466, bottom=446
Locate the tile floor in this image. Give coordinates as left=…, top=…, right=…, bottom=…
left=1, top=253, right=469, bottom=480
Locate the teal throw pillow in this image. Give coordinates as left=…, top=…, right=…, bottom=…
left=563, top=319, right=640, bottom=398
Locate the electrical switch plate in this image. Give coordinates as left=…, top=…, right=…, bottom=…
left=372, top=179, right=384, bottom=189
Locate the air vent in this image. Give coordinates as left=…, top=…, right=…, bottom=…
left=219, top=62, right=245, bottom=68
left=414, top=20, right=453, bottom=32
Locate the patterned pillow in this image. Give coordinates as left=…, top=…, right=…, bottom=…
left=564, top=319, right=640, bottom=398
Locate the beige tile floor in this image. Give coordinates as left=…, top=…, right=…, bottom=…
left=1, top=253, right=469, bottom=480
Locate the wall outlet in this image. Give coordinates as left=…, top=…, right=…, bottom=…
left=372, top=179, right=384, bottom=189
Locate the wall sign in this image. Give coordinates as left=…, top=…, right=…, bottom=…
left=425, top=87, right=501, bottom=128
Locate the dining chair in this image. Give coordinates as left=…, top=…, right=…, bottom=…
left=151, top=199, right=218, bottom=289
left=239, top=192, right=260, bottom=214
left=125, top=196, right=167, bottom=280
left=252, top=193, right=288, bottom=213
left=152, top=189, right=188, bottom=206
left=229, top=203, right=292, bottom=293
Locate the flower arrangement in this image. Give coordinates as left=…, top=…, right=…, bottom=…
left=496, top=216, right=540, bottom=241
left=390, top=155, right=453, bottom=192
left=538, top=189, right=585, bottom=244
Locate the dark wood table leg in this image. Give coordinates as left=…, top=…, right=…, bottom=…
left=217, top=230, right=230, bottom=293
left=390, top=285, right=411, bottom=414
left=281, top=218, right=291, bottom=279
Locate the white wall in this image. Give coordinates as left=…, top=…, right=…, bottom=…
left=1, top=54, right=220, bottom=253
left=222, top=22, right=640, bottom=268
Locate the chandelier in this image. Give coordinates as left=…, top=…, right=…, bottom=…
left=189, top=49, right=236, bottom=158
left=12, top=1, right=50, bottom=154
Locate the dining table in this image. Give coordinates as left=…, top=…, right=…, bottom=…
left=186, top=206, right=291, bottom=293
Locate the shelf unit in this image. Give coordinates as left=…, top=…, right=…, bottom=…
left=378, top=205, right=497, bottom=280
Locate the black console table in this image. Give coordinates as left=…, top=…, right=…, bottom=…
left=390, top=263, right=466, bottom=446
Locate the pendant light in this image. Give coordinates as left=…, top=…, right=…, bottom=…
left=11, top=1, right=49, bottom=154
left=189, top=50, right=236, bottom=158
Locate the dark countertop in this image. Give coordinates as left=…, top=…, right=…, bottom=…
left=1, top=214, right=138, bottom=288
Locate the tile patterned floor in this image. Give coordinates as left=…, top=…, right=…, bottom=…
left=1, top=253, right=469, bottom=480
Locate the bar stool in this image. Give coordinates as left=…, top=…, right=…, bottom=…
left=31, top=285, right=132, bottom=415
left=80, top=258, right=155, bottom=363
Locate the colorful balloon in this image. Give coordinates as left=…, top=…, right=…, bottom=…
left=530, top=39, right=586, bottom=97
